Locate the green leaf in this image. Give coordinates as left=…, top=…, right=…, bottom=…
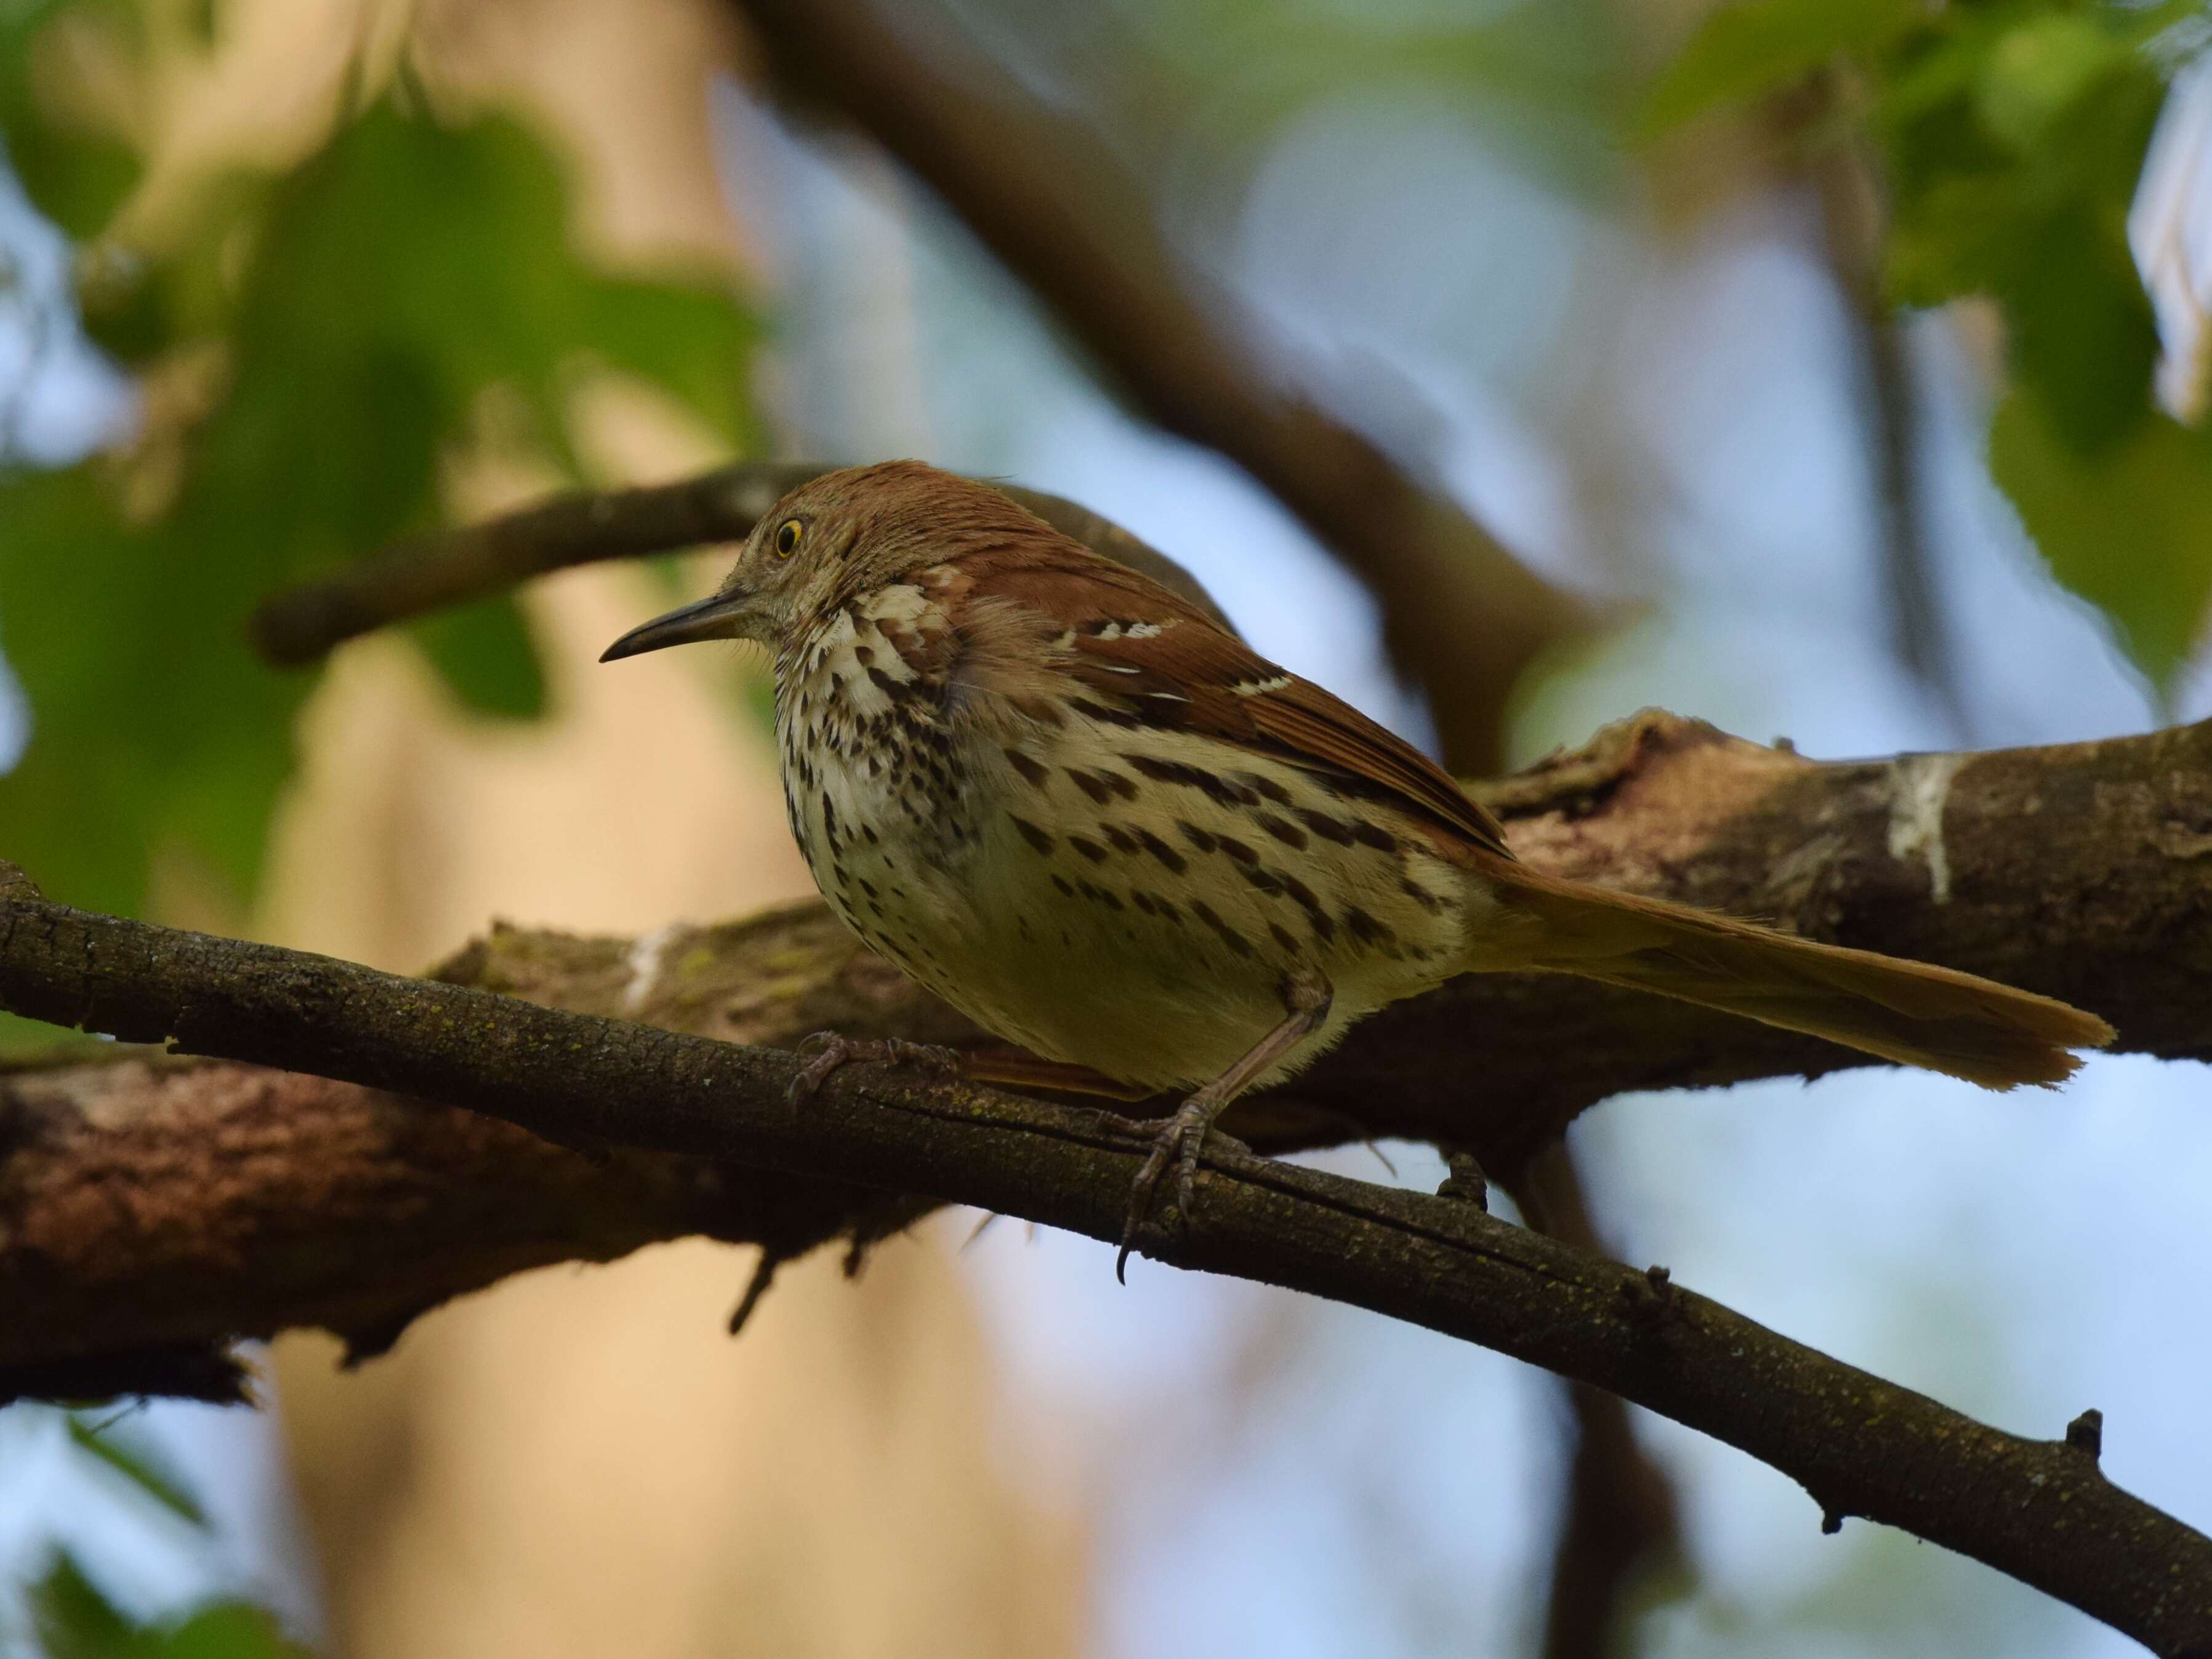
left=1639, top=0, right=1916, bottom=135
left=77, top=169, right=277, bottom=369
left=0, top=463, right=298, bottom=918
left=1090, top=0, right=1625, bottom=198
left=214, top=100, right=758, bottom=691
left=0, top=0, right=143, bottom=240
left=67, top=1415, right=206, bottom=1525
left=580, top=275, right=762, bottom=449
left=31, top=1554, right=133, bottom=1659
left=33, top=1552, right=314, bottom=1659
left=1974, top=11, right=2128, bottom=152
left=0, top=1008, right=110, bottom=1054
left=1883, top=29, right=2165, bottom=454
left=2000, top=195, right=2160, bottom=454
left=0, top=94, right=757, bottom=914
left=1990, top=385, right=2212, bottom=692
left=159, top=1602, right=315, bottom=1659
left=408, top=595, right=547, bottom=721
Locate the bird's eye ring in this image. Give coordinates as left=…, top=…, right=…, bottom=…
left=774, top=518, right=803, bottom=557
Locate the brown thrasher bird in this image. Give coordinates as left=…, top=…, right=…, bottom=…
left=602, top=460, right=2112, bottom=1267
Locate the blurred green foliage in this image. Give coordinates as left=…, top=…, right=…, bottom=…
left=2, top=1409, right=312, bottom=1659
left=34, top=1555, right=312, bottom=1659
left=963, top=0, right=1623, bottom=206
left=1138, top=0, right=1627, bottom=195
left=64, top=1416, right=206, bottom=1525
left=1642, top=0, right=1918, bottom=132
left=0, top=2, right=758, bottom=934
left=0, top=0, right=142, bottom=243
left=1648, top=0, right=2212, bottom=693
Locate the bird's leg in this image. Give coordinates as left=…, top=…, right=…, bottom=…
left=1117, top=973, right=1333, bottom=1280
left=787, top=1032, right=964, bottom=1107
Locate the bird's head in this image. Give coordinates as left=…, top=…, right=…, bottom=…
left=598, top=460, right=1042, bottom=664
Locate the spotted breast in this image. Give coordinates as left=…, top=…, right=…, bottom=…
left=774, top=553, right=1500, bottom=1095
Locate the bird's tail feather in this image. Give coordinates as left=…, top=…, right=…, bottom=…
left=1491, top=869, right=2112, bottom=1089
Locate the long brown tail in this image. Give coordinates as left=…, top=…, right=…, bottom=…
left=1491, top=869, right=2113, bottom=1089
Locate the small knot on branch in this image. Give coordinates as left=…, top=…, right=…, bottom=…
left=2065, top=1408, right=2104, bottom=1463
left=1820, top=1506, right=1848, bottom=1536
left=1438, top=1148, right=1488, bottom=1210
left=0, top=860, right=44, bottom=902
left=1625, top=1264, right=1676, bottom=1331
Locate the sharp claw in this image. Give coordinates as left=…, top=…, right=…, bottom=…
left=786, top=1047, right=843, bottom=1109
left=1116, top=1099, right=1219, bottom=1282
left=1116, top=1126, right=1173, bottom=1282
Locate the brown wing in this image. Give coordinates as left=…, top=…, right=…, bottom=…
left=957, top=540, right=1514, bottom=862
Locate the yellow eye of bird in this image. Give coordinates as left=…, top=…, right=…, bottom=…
left=774, top=518, right=803, bottom=557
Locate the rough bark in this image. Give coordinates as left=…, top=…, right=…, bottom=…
left=0, top=1045, right=914, bottom=1402
left=0, top=773, right=2210, bottom=1650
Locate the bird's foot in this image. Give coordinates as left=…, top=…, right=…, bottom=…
left=787, top=1033, right=963, bottom=1108
left=1114, top=1095, right=1240, bottom=1282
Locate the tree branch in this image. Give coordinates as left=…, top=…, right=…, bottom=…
left=0, top=858, right=2208, bottom=1652
left=247, top=464, right=1231, bottom=665
left=9, top=706, right=2212, bottom=1393
left=723, top=0, right=1592, bottom=771
left=1803, top=77, right=1975, bottom=740
left=0, top=1043, right=918, bottom=1401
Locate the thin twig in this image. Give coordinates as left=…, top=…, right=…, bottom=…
left=1804, top=78, right=1977, bottom=742
left=248, top=463, right=1231, bottom=664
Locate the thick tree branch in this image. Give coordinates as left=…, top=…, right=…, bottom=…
left=723, top=0, right=1591, bottom=771
left=0, top=1045, right=917, bottom=1401
left=247, top=465, right=1230, bottom=665
left=9, top=707, right=2212, bottom=1398
left=0, top=862, right=2208, bottom=1652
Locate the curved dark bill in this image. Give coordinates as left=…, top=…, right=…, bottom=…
left=600, top=592, right=751, bottom=662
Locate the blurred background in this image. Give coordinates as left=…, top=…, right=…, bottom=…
left=2, top=0, right=2211, bottom=1655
